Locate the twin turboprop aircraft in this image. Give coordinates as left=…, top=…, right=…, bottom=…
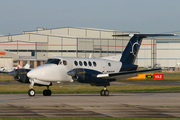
left=9, top=33, right=176, bottom=97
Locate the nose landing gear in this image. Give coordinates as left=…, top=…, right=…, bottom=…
left=28, top=79, right=35, bottom=97
left=28, top=79, right=52, bottom=97
left=28, top=89, right=35, bottom=96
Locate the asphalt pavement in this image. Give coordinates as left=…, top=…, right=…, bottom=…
left=1, top=93, right=180, bottom=118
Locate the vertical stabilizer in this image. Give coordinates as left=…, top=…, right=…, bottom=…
left=120, top=35, right=143, bottom=64
left=113, top=34, right=176, bottom=65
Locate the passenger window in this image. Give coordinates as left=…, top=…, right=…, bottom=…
left=63, top=60, right=67, bottom=65
left=74, top=61, right=78, bottom=66
left=84, top=61, right=87, bottom=66
left=93, top=61, right=97, bottom=67
left=88, top=61, right=92, bottom=66
left=108, top=62, right=111, bottom=67
left=79, top=61, right=83, bottom=66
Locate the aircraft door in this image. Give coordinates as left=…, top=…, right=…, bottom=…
left=101, top=61, right=106, bottom=73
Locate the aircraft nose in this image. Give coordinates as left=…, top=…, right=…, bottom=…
left=27, top=68, right=41, bottom=79
left=27, top=70, right=34, bottom=79
left=27, top=64, right=53, bottom=80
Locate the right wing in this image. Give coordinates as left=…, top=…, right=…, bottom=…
left=97, top=68, right=161, bottom=80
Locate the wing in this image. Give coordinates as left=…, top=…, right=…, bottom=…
left=0, top=70, right=12, bottom=74
left=97, top=68, right=161, bottom=80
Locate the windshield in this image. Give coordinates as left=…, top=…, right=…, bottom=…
left=44, top=59, right=60, bottom=65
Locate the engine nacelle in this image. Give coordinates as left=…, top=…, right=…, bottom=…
left=10, top=69, right=31, bottom=83
left=68, top=68, right=113, bottom=86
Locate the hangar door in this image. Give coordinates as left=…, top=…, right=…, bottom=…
left=0, top=58, right=13, bottom=67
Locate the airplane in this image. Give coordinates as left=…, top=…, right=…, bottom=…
left=8, top=33, right=177, bottom=97
left=0, top=63, right=30, bottom=73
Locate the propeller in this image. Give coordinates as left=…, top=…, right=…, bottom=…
left=9, top=69, right=31, bottom=83
left=9, top=70, right=18, bottom=77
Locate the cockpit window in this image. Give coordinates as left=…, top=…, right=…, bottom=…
left=63, top=60, right=67, bottom=65
left=44, top=59, right=60, bottom=65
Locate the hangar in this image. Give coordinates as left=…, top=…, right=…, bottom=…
left=156, top=33, right=180, bottom=69
left=0, top=27, right=166, bottom=68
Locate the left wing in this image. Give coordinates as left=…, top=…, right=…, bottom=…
left=97, top=68, right=161, bottom=80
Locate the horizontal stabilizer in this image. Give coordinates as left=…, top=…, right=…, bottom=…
left=112, top=34, right=177, bottom=38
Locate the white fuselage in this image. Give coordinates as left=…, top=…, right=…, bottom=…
left=27, top=56, right=122, bottom=83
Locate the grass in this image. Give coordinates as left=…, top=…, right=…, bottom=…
left=0, top=73, right=14, bottom=81
left=0, top=118, right=180, bottom=120
left=0, top=84, right=180, bottom=94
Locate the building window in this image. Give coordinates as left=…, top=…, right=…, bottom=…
left=30, top=61, right=34, bottom=68
left=31, top=51, right=35, bottom=56
left=23, top=61, right=27, bottom=67
left=37, top=61, right=41, bottom=66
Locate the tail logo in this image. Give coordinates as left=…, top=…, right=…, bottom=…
left=130, top=41, right=140, bottom=56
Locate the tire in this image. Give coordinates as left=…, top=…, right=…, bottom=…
left=47, top=90, right=52, bottom=96
left=100, top=90, right=104, bottom=96
left=43, top=89, right=52, bottom=96
left=104, top=90, right=109, bottom=96
left=28, top=89, right=35, bottom=97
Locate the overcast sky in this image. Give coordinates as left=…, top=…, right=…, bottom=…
left=0, top=0, right=180, bottom=35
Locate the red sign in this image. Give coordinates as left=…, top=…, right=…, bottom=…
left=153, top=74, right=163, bottom=79
left=0, top=52, right=6, bottom=55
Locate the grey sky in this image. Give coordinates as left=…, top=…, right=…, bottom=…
left=0, top=0, right=180, bottom=35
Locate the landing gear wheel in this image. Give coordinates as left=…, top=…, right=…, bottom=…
left=100, top=90, right=105, bottom=96
left=28, top=89, right=35, bottom=97
left=100, top=90, right=109, bottom=96
left=43, top=89, right=52, bottom=96
left=104, top=90, right=109, bottom=96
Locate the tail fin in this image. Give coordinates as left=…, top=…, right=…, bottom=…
left=113, top=34, right=177, bottom=64
left=23, top=63, right=30, bottom=69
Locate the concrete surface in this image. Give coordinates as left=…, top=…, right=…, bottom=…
left=1, top=93, right=180, bottom=118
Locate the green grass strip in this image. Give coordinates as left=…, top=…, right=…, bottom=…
left=0, top=84, right=180, bottom=94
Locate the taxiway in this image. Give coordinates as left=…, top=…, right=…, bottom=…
left=0, top=93, right=180, bottom=118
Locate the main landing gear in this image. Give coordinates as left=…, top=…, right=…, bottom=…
left=43, top=86, right=52, bottom=96
left=100, top=86, right=109, bottom=96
